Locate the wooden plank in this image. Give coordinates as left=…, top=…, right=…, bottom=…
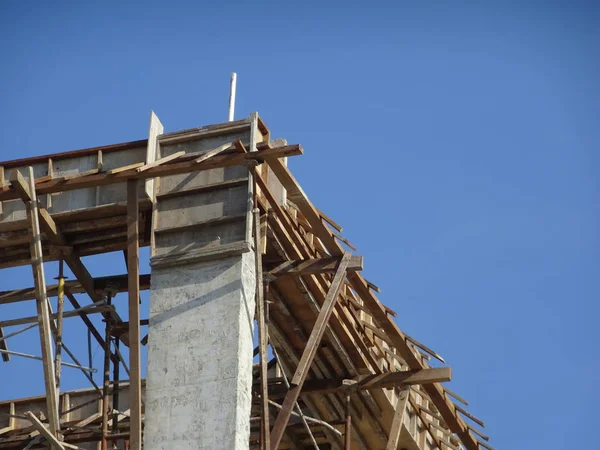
left=14, top=168, right=61, bottom=442
left=127, top=179, right=142, bottom=450
left=145, top=110, right=163, bottom=202
left=265, top=367, right=451, bottom=397
left=333, top=230, right=357, bottom=252
left=404, top=333, right=445, bottom=364
left=0, top=304, right=112, bottom=328
left=385, top=388, right=409, bottom=450
left=0, top=145, right=302, bottom=202
left=468, top=425, right=489, bottom=441
left=455, top=403, right=486, bottom=428
left=152, top=213, right=246, bottom=235
left=136, top=150, right=184, bottom=173
left=444, top=386, right=469, bottom=406
left=106, top=162, right=144, bottom=175
left=266, top=256, right=363, bottom=280
left=0, top=274, right=151, bottom=305
left=68, top=412, right=102, bottom=429
left=361, top=320, right=394, bottom=346
left=194, top=141, right=234, bottom=163
left=63, top=168, right=99, bottom=181
left=10, top=169, right=33, bottom=201
left=156, top=177, right=248, bottom=201
left=23, top=411, right=64, bottom=450
left=254, top=209, right=270, bottom=450
left=317, top=207, right=342, bottom=233
left=269, top=252, right=351, bottom=450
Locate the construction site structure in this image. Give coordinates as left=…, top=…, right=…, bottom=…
left=0, top=111, right=492, bottom=450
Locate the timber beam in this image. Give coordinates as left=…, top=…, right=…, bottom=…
left=265, top=256, right=363, bottom=282
left=259, top=367, right=451, bottom=398
left=0, top=144, right=302, bottom=202
left=0, top=274, right=151, bottom=306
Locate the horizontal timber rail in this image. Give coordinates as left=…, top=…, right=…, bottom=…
left=0, top=274, right=151, bottom=305
left=0, top=144, right=301, bottom=202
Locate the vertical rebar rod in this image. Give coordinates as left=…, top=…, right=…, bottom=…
left=228, top=72, right=237, bottom=122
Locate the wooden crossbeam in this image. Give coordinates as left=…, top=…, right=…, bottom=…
left=0, top=274, right=152, bottom=306
left=262, top=367, right=451, bottom=398
left=265, top=256, right=363, bottom=281
left=315, top=367, right=451, bottom=394
left=269, top=252, right=351, bottom=450
left=0, top=304, right=112, bottom=328
left=136, top=151, right=184, bottom=173
left=0, top=145, right=302, bottom=202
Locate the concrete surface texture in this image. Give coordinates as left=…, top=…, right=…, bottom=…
left=144, top=251, right=256, bottom=449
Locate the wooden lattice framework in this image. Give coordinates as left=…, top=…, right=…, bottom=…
left=0, top=114, right=492, bottom=450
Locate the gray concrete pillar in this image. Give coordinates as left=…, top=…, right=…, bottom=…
left=143, top=117, right=262, bottom=449
left=144, top=252, right=256, bottom=449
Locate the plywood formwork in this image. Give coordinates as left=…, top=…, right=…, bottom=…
left=0, top=112, right=492, bottom=450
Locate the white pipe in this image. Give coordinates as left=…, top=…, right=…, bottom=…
left=228, top=72, right=237, bottom=122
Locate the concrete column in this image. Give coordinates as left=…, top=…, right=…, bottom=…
left=144, top=251, right=256, bottom=449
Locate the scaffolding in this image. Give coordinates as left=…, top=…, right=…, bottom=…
left=0, top=113, right=492, bottom=450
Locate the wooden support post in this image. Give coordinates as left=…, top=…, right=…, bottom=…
left=269, top=252, right=351, bottom=450
left=112, top=339, right=121, bottom=434
left=344, top=394, right=352, bottom=450
left=127, top=179, right=142, bottom=450
left=386, top=388, right=409, bottom=450
left=54, top=259, right=65, bottom=398
left=15, top=168, right=61, bottom=446
left=254, top=209, right=270, bottom=450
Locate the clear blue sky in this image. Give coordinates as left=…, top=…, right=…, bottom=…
left=1, top=2, right=598, bottom=448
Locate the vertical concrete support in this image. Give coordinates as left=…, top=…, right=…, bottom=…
left=144, top=252, right=256, bottom=449
left=144, top=114, right=267, bottom=450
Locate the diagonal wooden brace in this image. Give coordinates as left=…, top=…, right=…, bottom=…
left=269, top=252, right=352, bottom=450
